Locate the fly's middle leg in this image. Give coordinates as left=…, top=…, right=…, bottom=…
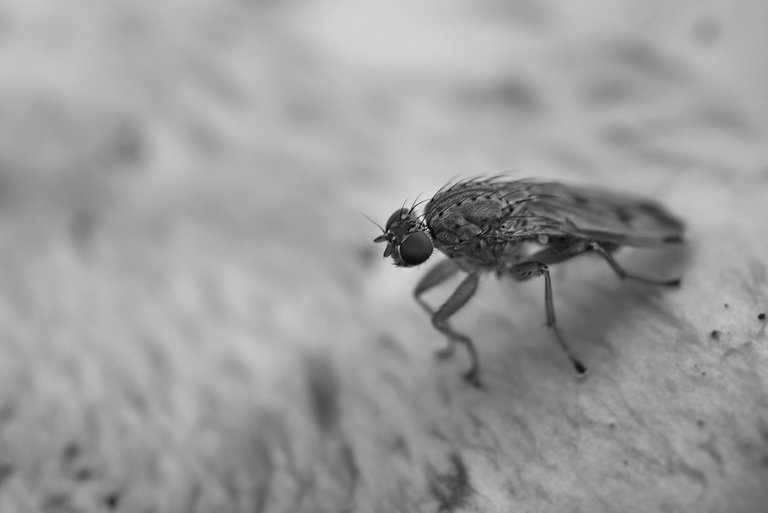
left=508, top=261, right=588, bottom=376
left=430, top=272, right=482, bottom=386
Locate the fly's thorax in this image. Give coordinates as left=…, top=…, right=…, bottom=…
left=425, top=190, right=510, bottom=245
left=373, top=208, right=434, bottom=267
left=427, top=193, right=505, bottom=225
left=429, top=214, right=483, bottom=246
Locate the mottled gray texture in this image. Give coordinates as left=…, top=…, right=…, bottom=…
left=0, top=0, right=767, bottom=512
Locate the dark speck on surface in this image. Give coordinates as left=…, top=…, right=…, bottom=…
left=758, top=313, right=766, bottom=321
left=103, top=492, right=120, bottom=509
left=709, top=330, right=721, bottom=340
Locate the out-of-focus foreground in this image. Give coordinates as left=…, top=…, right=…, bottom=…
left=1, top=1, right=768, bottom=511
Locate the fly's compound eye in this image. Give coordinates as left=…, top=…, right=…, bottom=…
left=399, top=231, right=433, bottom=266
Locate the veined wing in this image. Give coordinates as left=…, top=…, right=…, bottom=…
left=485, top=179, right=685, bottom=247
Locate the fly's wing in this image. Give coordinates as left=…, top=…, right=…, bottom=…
left=499, top=180, right=685, bottom=247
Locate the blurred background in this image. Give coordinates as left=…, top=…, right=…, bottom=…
left=2, top=0, right=768, bottom=511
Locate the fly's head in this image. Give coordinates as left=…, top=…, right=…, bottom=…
left=373, top=208, right=433, bottom=267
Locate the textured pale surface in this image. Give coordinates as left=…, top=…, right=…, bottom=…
left=1, top=1, right=768, bottom=512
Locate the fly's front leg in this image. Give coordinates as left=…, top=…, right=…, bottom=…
left=414, top=259, right=461, bottom=315
left=509, top=261, right=588, bottom=376
left=431, top=272, right=482, bottom=386
left=413, top=259, right=461, bottom=359
left=589, top=242, right=681, bottom=287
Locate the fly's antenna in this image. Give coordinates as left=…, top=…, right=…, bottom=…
left=360, top=212, right=386, bottom=234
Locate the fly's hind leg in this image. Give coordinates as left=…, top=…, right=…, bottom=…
left=413, top=259, right=461, bottom=359
left=508, top=261, right=588, bottom=376
left=589, top=242, right=681, bottom=287
left=430, top=272, right=482, bottom=386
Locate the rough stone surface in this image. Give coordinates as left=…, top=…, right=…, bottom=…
left=1, top=1, right=767, bottom=512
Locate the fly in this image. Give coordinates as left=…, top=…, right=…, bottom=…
left=373, top=176, right=685, bottom=386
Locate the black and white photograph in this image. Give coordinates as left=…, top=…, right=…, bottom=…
left=1, top=0, right=767, bottom=511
